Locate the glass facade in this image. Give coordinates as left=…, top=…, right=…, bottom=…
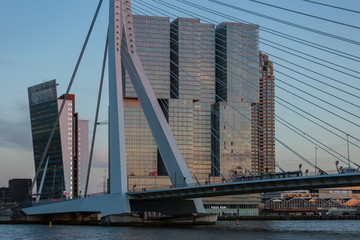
left=216, top=22, right=259, bottom=103
left=28, top=80, right=88, bottom=199
left=122, top=15, right=171, bottom=179
left=28, top=80, right=65, bottom=199
left=124, top=98, right=158, bottom=176
left=212, top=102, right=253, bottom=178
left=213, top=22, right=260, bottom=178
left=123, top=16, right=216, bottom=189
left=123, top=15, right=170, bottom=99
left=122, top=15, right=273, bottom=189
left=170, top=18, right=215, bottom=182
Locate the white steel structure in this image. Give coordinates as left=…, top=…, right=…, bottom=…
left=107, top=0, right=203, bottom=214
left=23, top=0, right=204, bottom=218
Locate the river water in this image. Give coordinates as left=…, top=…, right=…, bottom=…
left=1, top=220, right=359, bottom=239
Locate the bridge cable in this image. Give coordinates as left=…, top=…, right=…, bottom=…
left=117, top=26, right=244, bottom=181
left=249, top=0, right=360, bottom=30
left=116, top=12, right=268, bottom=177
left=131, top=5, right=283, bottom=174
left=276, top=115, right=360, bottom=168
left=146, top=0, right=360, bottom=114
left=84, top=28, right=108, bottom=197
left=134, top=0, right=358, bottom=172
left=149, top=0, right=360, bottom=93
left=137, top=0, right=360, bottom=118
left=132, top=1, right=354, bottom=171
left=167, top=0, right=360, bottom=62
left=28, top=0, right=104, bottom=197
left=276, top=98, right=360, bottom=148
left=303, top=0, right=360, bottom=14
left=136, top=6, right=360, bottom=171
left=160, top=86, right=239, bottom=181
left=156, top=0, right=360, bottom=81
left=207, top=0, right=360, bottom=45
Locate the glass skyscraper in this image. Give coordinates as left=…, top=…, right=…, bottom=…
left=28, top=80, right=88, bottom=199
left=28, top=80, right=65, bottom=199
left=123, top=15, right=273, bottom=189
left=124, top=16, right=216, bottom=190
left=123, top=15, right=170, bottom=180
left=213, top=22, right=260, bottom=179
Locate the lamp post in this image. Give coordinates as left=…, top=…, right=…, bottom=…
left=347, top=134, right=350, bottom=168
left=2, top=190, right=4, bottom=203
left=314, top=147, right=318, bottom=175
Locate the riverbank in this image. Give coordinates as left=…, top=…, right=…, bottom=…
left=218, top=215, right=360, bottom=220
left=2, top=205, right=360, bottom=226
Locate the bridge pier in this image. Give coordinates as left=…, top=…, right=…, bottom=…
left=101, top=213, right=218, bottom=226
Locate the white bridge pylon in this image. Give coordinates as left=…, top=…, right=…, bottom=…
left=107, top=0, right=204, bottom=214
left=23, top=0, right=204, bottom=217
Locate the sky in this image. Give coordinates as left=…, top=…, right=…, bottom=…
left=0, top=0, right=359, bottom=192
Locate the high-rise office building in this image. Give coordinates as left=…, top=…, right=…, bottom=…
left=124, top=16, right=216, bottom=190
left=28, top=80, right=65, bottom=199
left=123, top=15, right=170, bottom=178
left=251, top=53, right=275, bottom=174
left=170, top=18, right=215, bottom=181
left=28, top=80, right=88, bottom=199
left=121, top=15, right=272, bottom=189
left=213, top=22, right=259, bottom=178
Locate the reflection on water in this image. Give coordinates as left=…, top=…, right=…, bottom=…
left=1, top=220, right=360, bottom=240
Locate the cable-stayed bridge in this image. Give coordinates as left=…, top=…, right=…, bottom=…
left=22, top=0, right=360, bottom=224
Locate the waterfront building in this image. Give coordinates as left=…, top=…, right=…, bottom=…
left=1, top=179, right=32, bottom=203
left=123, top=15, right=274, bottom=189
left=28, top=80, right=65, bottom=199
left=123, top=15, right=170, bottom=178
left=251, top=53, right=275, bottom=174
left=78, top=119, right=89, bottom=195
left=263, top=188, right=360, bottom=216
left=123, top=16, right=216, bottom=189
left=8, top=179, right=32, bottom=203
left=213, top=22, right=260, bottom=178
left=28, top=80, right=88, bottom=199
left=170, top=18, right=215, bottom=181
left=203, top=194, right=261, bottom=216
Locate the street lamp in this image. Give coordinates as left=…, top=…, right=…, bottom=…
left=314, top=147, right=318, bottom=175
left=347, top=134, right=350, bottom=168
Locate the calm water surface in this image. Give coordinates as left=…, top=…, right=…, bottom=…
left=1, top=220, right=359, bottom=240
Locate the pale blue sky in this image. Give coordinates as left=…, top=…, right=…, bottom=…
left=0, top=0, right=359, bottom=192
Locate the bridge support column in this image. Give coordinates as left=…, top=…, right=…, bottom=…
left=107, top=0, right=204, bottom=216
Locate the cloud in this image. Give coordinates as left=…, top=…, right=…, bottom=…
left=0, top=117, right=33, bottom=151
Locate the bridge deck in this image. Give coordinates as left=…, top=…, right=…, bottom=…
left=22, top=173, right=360, bottom=216
left=127, top=173, right=360, bottom=200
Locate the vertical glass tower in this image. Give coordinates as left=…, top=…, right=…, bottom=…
left=213, top=22, right=259, bottom=178
left=123, top=15, right=170, bottom=178
left=28, top=80, right=65, bottom=199
left=122, top=15, right=272, bottom=189
left=28, top=80, right=88, bottom=199
left=170, top=18, right=215, bottom=181
left=123, top=16, right=216, bottom=189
